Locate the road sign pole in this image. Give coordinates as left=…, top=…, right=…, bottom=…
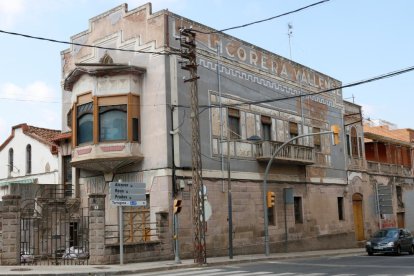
left=119, top=205, right=124, bottom=265
left=174, top=213, right=181, bottom=264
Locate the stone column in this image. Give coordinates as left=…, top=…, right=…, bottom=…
left=1, top=195, right=21, bottom=265
left=88, top=194, right=107, bottom=264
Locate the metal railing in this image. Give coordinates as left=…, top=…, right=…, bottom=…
left=256, top=140, right=315, bottom=164
left=367, top=161, right=412, bottom=177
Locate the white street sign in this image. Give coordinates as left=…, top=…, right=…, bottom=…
left=109, top=182, right=146, bottom=206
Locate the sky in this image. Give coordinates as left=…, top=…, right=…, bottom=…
left=0, top=0, right=413, bottom=142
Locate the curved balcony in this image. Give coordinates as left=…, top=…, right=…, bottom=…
left=71, top=142, right=143, bottom=172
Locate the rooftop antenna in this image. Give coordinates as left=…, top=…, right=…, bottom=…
left=287, top=23, right=293, bottom=60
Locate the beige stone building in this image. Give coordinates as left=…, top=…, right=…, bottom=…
left=57, top=3, right=354, bottom=264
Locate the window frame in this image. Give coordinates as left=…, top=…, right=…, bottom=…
left=26, top=144, right=32, bottom=174
left=228, top=108, right=241, bottom=140
left=76, top=102, right=94, bottom=145
left=8, top=148, right=13, bottom=175
left=338, top=197, right=344, bottom=221
left=99, top=105, right=128, bottom=142
left=350, top=127, right=358, bottom=157
left=289, top=122, right=299, bottom=144
left=294, top=196, right=303, bottom=224
left=261, top=116, right=272, bottom=141
left=313, top=127, right=321, bottom=152
left=73, top=94, right=141, bottom=146
left=63, top=155, right=73, bottom=197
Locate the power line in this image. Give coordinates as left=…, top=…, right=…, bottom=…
left=0, top=1, right=330, bottom=56
left=0, top=29, right=178, bottom=56
left=192, top=0, right=330, bottom=34
left=173, top=64, right=414, bottom=110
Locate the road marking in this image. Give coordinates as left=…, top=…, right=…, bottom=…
left=190, top=270, right=247, bottom=276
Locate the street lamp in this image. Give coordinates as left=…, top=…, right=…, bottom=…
left=226, top=134, right=262, bottom=259
left=262, top=130, right=337, bottom=256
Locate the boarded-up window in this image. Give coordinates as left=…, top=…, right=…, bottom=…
left=338, top=197, right=344, bottom=220
left=351, top=127, right=358, bottom=157
left=313, top=127, right=321, bottom=152
left=294, top=197, right=303, bottom=224
left=261, top=116, right=271, bottom=141
left=396, top=186, right=404, bottom=208
left=346, top=134, right=351, bottom=156
left=63, top=156, right=72, bottom=197
left=228, top=108, right=240, bottom=140
left=289, top=122, right=298, bottom=144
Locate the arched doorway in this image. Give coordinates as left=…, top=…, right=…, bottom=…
left=352, top=193, right=365, bottom=241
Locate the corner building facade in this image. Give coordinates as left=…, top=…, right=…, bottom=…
left=61, top=3, right=353, bottom=263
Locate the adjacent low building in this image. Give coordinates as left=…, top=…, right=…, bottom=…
left=0, top=123, right=60, bottom=198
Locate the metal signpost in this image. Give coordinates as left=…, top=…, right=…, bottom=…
left=109, top=182, right=146, bottom=265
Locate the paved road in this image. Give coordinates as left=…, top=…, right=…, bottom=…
left=136, top=253, right=414, bottom=276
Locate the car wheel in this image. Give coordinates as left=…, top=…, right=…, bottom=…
left=367, top=251, right=373, bottom=256
left=409, top=245, right=414, bottom=255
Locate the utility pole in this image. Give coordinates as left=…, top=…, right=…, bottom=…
left=178, top=27, right=206, bottom=264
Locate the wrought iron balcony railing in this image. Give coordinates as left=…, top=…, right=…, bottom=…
left=367, top=161, right=412, bottom=177
left=255, top=141, right=315, bottom=165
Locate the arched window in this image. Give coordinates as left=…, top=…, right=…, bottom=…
left=26, top=144, right=32, bottom=174
left=99, top=105, right=127, bottom=142
left=8, top=148, right=13, bottom=174
left=351, top=127, right=359, bottom=157
left=77, top=102, right=93, bottom=145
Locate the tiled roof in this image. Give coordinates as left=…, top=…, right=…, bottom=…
left=51, top=132, right=72, bottom=141
left=363, top=123, right=411, bottom=144
left=25, top=125, right=61, bottom=144
left=0, top=123, right=61, bottom=152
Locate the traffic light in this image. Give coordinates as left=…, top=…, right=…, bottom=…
left=173, top=199, right=182, bottom=214
left=267, top=191, right=275, bottom=208
left=331, top=124, right=340, bottom=145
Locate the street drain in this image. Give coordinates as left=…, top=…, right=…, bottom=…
left=11, top=268, right=32, bottom=271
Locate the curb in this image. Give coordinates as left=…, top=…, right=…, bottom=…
left=0, top=248, right=366, bottom=275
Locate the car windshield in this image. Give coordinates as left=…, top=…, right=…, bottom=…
left=373, top=229, right=398, bottom=239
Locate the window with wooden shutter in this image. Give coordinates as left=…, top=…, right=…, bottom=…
left=313, top=127, right=321, bottom=152
left=228, top=108, right=240, bottom=140
left=261, top=116, right=271, bottom=141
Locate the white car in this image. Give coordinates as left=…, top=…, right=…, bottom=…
left=62, top=246, right=89, bottom=259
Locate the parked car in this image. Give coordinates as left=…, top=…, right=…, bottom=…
left=62, top=246, right=89, bottom=259
left=366, top=228, right=414, bottom=256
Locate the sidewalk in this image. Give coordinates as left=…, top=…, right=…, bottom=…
left=0, top=248, right=366, bottom=275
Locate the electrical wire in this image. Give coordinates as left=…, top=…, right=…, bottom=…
left=178, top=132, right=221, bottom=163
left=0, top=1, right=329, bottom=57
left=0, top=29, right=178, bottom=56
left=174, top=64, right=414, bottom=110
left=192, top=0, right=330, bottom=34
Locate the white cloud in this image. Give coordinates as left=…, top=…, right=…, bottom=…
left=0, top=81, right=56, bottom=102
left=0, top=81, right=61, bottom=143
left=0, top=0, right=25, bottom=28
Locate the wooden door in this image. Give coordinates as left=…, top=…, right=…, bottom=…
left=397, top=212, right=405, bottom=228
left=352, top=193, right=365, bottom=241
